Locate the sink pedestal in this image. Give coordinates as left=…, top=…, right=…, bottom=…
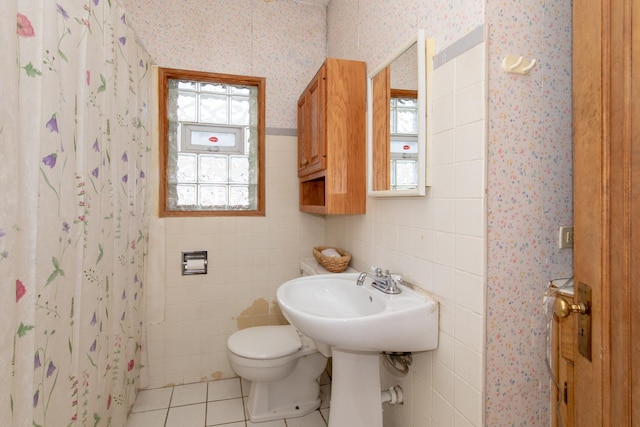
left=329, top=348, right=383, bottom=427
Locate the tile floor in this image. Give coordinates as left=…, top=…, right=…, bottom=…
left=126, top=373, right=331, bottom=427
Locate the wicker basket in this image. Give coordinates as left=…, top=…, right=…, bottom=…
left=313, top=246, right=351, bottom=273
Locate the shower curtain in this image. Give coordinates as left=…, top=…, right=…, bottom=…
left=1, top=1, right=151, bottom=425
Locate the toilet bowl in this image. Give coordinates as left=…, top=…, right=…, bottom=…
left=227, top=325, right=328, bottom=422
left=226, top=257, right=356, bottom=422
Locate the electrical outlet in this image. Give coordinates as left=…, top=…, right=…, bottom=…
left=558, top=226, right=574, bottom=249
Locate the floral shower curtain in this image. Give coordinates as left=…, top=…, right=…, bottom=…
left=0, top=1, right=151, bottom=425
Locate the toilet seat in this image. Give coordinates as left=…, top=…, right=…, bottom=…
left=228, top=325, right=301, bottom=359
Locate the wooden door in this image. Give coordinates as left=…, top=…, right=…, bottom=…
left=552, top=298, right=575, bottom=427
left=573, top=0, right=639, bottom=425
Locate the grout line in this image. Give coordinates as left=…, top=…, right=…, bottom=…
left=204, top=381, right=209, bottom=427
left=163, top=386, right=173, bottom=427
left=130, top=377, right=330, bottom=426
left=239, top=378, right=248, bottom=425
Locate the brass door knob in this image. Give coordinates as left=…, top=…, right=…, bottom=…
left=554, top=296, right=588, bottom=318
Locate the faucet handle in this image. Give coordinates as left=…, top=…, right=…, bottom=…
left=371, top=266, right=384, bottom=277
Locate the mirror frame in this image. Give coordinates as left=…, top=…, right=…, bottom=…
left=367, top=29, right=430, bottom=197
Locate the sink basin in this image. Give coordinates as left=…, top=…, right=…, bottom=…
left=277, top=272, right=439, bottom=427
left=276, top=273, right=439, bottom=353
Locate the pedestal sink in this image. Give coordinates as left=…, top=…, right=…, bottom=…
left=276, top=273, right=439, bottom=427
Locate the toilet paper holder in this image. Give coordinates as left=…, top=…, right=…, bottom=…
left=182, top=251, right=208, bottom=275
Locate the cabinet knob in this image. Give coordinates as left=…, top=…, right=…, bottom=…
left=300, top=159, right=308, bottom=166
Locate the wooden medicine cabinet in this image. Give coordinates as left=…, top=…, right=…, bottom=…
left=297, top=58, right=366, bottom=214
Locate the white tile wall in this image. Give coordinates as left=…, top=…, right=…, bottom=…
left=144, top=40, right=487, bottom=427
left=145, top=134, right=322, bottom=388
left=326, top=42, right=487, bottom=426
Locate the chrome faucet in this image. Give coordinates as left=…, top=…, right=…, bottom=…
left=356, top=268, right=384, bottom=286
left=357, top=268, right=402, bottom=294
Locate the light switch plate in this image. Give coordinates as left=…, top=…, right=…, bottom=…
left=558, top=226, right=574, bottom=249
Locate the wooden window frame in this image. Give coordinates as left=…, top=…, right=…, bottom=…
left=158, top=67, right=265, bottom=217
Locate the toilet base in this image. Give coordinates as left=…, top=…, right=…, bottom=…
left=245, top=352, right=326, bottom=422
left=246, top=390, right=320, bottom=423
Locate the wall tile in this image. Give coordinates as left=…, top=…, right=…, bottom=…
left=412, top=409, right=432, bottom=427
left=410, top=372, right=431, bottom=414
left=455, top=199, right=484, bottom=237
left=432, top=129, right=456, bottom=166
left=411, top=197, right=433, bottom=230
left=455, top=235, right=484, bottom=276
left=433, top=331, right=454, bottom=371
left=432, top=391, right=455, bottom=427
left=454, top=341, right=483, bottom=390
left=432, top=263, right=455, bottom=302
left=430, top=164, right=456, bottom=199
left=432, top=360, right=454, bottom=403
left=413, top=258, right=434, bottom=290
left=398, top=226, right=417, bottom=255
left=439, top=302, right=455, bottom=343
left=453, top=306, right=483, bottom=352
left=455, top=412, right=475, bottom=427
left=455, top=160, right=484, bottom=199
left=432, top=60, right=456, bottom=101
left=432, top=199, right=455, bottom=233
left=455, top=271, right=485, bottom=315
left=454, top=377, right=482, bottom=426
left=412, top=350, right=433, bottom=383
left=432, top=94, right=456, bottom=135
left=454, top=82, right=486, bottom=127
left=413, top=229, right=434, bottom=261
left=431, top=231, right=456, bottom=267
left=455, top=120, right=486, bottom=162
left=455, top=43, right=486, bottom=89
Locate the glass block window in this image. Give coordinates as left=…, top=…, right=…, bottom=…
left=390, top=97, right=419, bottom=190
left=159, top=68, right=265, bottom=216
left=390, top=97, right=418, bottom=135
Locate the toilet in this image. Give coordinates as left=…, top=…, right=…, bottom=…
left=226, top=257, right=356, bottom=422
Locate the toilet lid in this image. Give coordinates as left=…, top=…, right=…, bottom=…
left=228, top=325, right=301, bottom=359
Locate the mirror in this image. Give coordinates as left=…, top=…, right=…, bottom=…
left=367, top=30, right=433, bottom=197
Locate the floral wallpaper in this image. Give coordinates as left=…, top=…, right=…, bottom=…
left=121, top=0, right=327, bottom=130
left=484, top=0, right=574, bottom=424
left=1, top=1, right=151, bottom=425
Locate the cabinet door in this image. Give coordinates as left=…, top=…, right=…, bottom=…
left=307, top=66, right=326, bottom=174
left=298, top=66, right=326, bottom=178
left=297, top=93, right=311, bottom=177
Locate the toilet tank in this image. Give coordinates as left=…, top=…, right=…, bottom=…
left=300, top=257, right=357, bottom=276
